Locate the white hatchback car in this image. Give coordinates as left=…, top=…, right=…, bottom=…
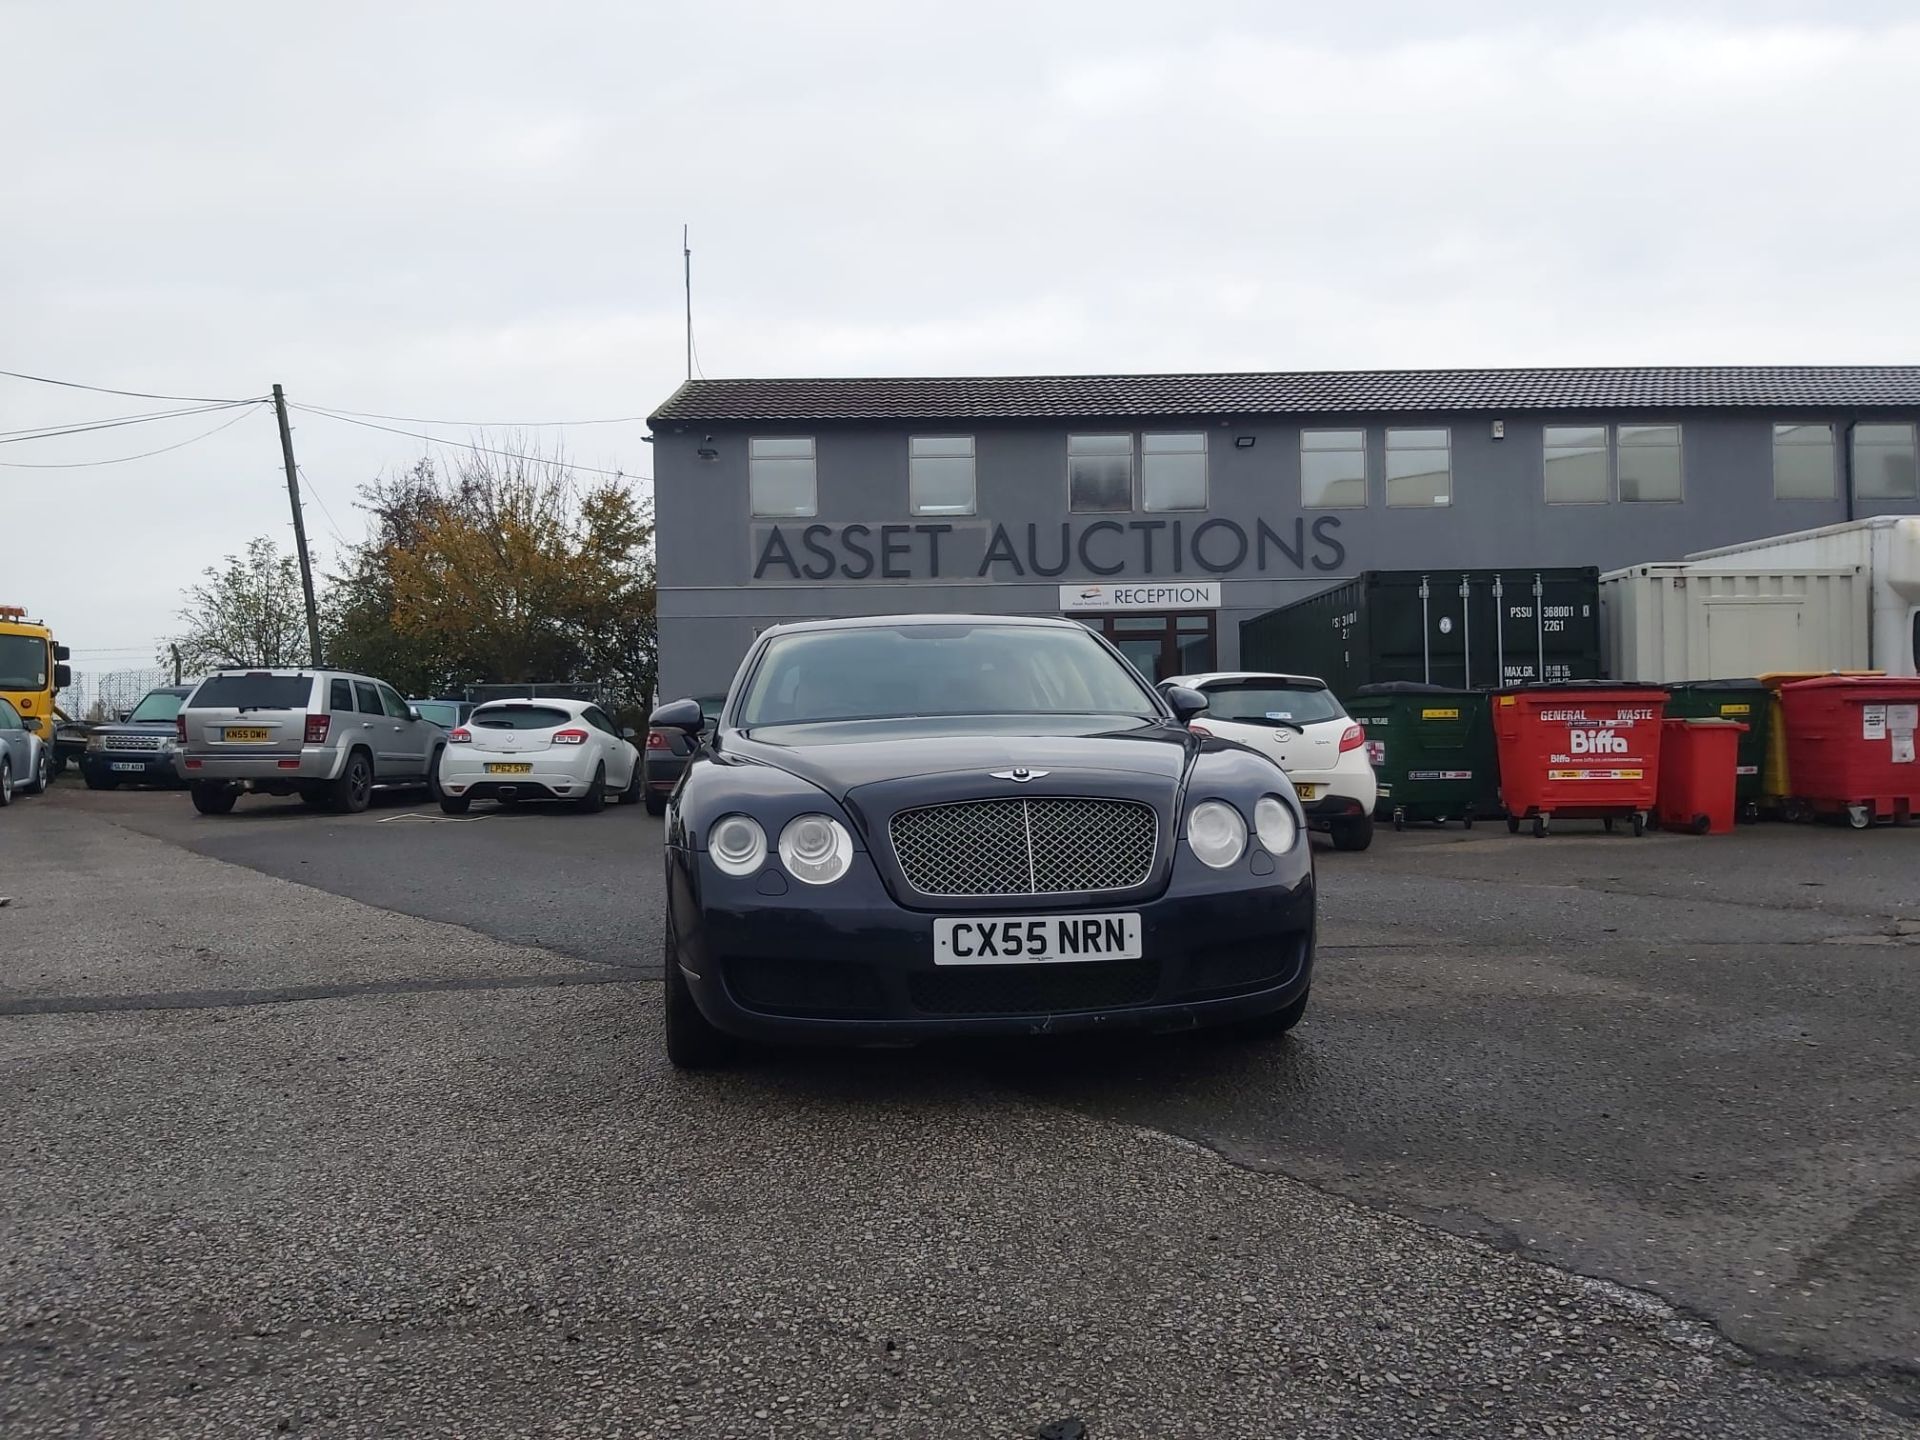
left=438, top=698, right=642, bottom=815
left=1164, top=671, right=1378, bottom=851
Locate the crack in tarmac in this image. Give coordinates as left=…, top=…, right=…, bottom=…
left=0, top=970, right=650, bottom=1017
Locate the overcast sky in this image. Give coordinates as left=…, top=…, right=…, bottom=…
left=5, top=1, right=1917, bottom=671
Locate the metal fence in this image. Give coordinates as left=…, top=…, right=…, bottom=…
left=57, top=668, right=175, bottom=722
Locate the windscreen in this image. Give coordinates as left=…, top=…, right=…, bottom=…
left=737, top=623, right=1156, bottom=727
left=188, top=674, right=314, bottom=711
left=473, top=705, right=571, bottom=730
left=0, top=634, right=48, bottom=690
left=1201, top=679, right=1346, bottom=727
left=127, top=690, right=186, bottom=723
left=412, top=702, right=462, bottom=727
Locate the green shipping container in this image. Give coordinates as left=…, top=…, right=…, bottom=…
left=1659, top=680, right=1771, bottom=819
left=1346, top=682, right=1501, bottom=829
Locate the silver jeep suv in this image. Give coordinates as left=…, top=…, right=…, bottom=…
left=178, top=668, right=443, bottom=815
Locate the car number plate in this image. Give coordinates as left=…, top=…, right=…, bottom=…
left=485, top=763, right=533, bottom=774
left=111, top=762, right=147, bottom=772
left=933, top=912, right=1142, bottom=966
left=223, top=727, right=271, bottom=743
left=1294, top=784, right=1321, bottom=800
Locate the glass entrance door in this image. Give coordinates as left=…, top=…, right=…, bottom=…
left=1086, top=612, right=1218, bottom=682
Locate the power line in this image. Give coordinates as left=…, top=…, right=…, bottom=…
left=0, top=366, right=251, bottom=404
left=0, top=399, right=265, bottom=445
left=294, top=400, right=652, bottom=428
left=289, top=404, right=650, bottom=483
left=0, top=404, right=264, bottom=468
left=296, top=463, right=354, bottom=550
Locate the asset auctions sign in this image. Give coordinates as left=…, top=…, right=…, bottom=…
left=749, top=515, right=1346, bottom=583
left=1058, top=582, right=1221, bottom=612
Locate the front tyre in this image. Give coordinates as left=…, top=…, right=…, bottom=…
left=30, top=750, right=53, bottom=794
left=664, top=931, right=735, bottom=1069
left=0, top=755, right=13, bottom=807
left=618, top=761, right=644, bottom=806
left=644, top=790, right=667, bottom=817
left=1328, top=814, right=1374, bottom=852
left=190, top=782, right=238, bottom=815
left=439, top=794, right=472, bottom=816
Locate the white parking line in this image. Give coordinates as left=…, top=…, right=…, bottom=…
left=377, top=810, right=494, bottom=824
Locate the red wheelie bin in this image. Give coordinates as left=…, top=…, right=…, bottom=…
left=1776, top=675, right=1920, bottom=828
left=1494, top=683, right=1669, bottom=836
left=1653, top=718, right=1748, bottom=835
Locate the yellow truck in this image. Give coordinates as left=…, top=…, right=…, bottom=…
left=0, top=604, right=73, bottom=774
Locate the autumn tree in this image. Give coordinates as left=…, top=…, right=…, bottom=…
left=325, top=442, right=656, bottom=710
left=165, top=536, right=312, bottom=673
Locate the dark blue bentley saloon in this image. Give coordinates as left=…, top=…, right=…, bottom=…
left=649, top=615, right=1315, bottom=1068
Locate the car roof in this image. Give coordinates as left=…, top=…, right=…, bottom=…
left=1166, top=671, right=1332, bottom=690
left=755, top=613, right=1088, bottom=638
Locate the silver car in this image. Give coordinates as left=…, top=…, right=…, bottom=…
left=178, top=668, right=442, bottom=816
left=0, top=696, right=54, bottom=805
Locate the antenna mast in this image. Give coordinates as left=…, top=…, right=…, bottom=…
left=683, top=224, right=693, bottom=381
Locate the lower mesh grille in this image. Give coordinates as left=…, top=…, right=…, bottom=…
left=908, top=959, right=1159, bottom=1016
left=725, top=955, right=887, bottom=1019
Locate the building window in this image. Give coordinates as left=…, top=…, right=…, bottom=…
left=1618, top=424, right=1683, bottom=502
left=1854, top=423, right=1919, bottom=499
left=1385, top=428, right=1450, bottom=507
left=1069, top=433, right=1133, bottom=512
left=749, top=437, right=816, bottom=517
left=1141, top=432, right=1207, bottom=511
left=1543, top=425, right=1609, bottom=504
left=909, top=435, right=975, bottom=515
left=1300, top=429, right=1366, bottom=508
left=1773, top=423, right=1836, bottom=500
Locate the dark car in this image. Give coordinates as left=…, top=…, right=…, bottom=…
left=408, top=698, right=473, bottom=732
left=79, top=685, right=195, bottom=789
left=640, top=694, right=721, bottom=815
left=650, top=615, right=1315, bottom=1069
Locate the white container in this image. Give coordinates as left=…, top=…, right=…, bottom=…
left=1601, top=564, right=1868, bottom=682
left=1686, top=516, right=1920, bottom=676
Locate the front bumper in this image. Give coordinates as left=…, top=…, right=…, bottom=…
left=81, top=751, right=184, bottom=784
left=668, top=848, right=1315, bottom=1043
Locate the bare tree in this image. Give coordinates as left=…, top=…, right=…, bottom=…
left=165, top=536, right=312, bottom=674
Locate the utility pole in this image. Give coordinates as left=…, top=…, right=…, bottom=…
left=271, top=384, right=325, bottom=666
left=170, top=644, right=182, bottom=685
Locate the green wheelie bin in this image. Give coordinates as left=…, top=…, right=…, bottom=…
left=1660, top=679, right=1771, bottom=821
left=1347, top=682, right=1500, bottom=830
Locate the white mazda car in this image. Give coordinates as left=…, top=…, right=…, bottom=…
left=438, top=698, right=642, bottom=814
left=1163, top=671, right=1378, bottom=851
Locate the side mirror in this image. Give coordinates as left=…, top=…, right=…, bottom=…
left=1163, top=685, right=1210, bottom=726
left=649, top=697, right=705, bottom=737
left=406, top=706, right=422, bottom=722
left=620, top=726, right=637, bottom=740
left=54, top=664, right=72, bottom=690
left=54, top=644, right=71, bottom=662
left=118, top=710, right=133, bottom=723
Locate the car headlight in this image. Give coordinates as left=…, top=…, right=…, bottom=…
left=1254, top=795, right=1300, bottom=854
left=778, top=813, right=853, bottom=885
left=85, top=733, right=104, bottom=751
left=708, top=814, right=768, bottom=876
left=1186, top=800, right=1247, bottom=869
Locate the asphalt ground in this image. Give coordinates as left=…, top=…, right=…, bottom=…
left=2, top=783, right=1917, bottom=1435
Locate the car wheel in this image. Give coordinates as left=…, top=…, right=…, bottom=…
left=83, top=770, right=117, bottom=791
left=1505, top=815, right=1521, bottom=834
left=0, top=755, right=13, bottom=807
left=618, top=761, right=644, bottom=806
left=330, top=750, right=373, bottom=814
left=31, top=749, right=53, bottom=794
left=190, top=782, right=238, bottom=815
left=644, top=789, right=668, bottom=817
left=439, top=794, right=472, bottom=816
left=1328, top=814, right=1373, bottom=852
left=1228, top=987, right=1310, bottom=1041
left=576, top=761, right=607, bottom=814
left=664, top=930, right=735, bottom=1069
left=427, top=748, right=446, bottom=803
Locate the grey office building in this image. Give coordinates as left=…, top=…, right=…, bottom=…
left=648, top=366, right=1920, bottom=698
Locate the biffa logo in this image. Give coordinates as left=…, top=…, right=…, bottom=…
left=1569, top=729, right=1630, bottom=755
